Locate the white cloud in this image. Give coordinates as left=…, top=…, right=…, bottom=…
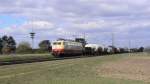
left=0, top=0, right=150, bottom=47
left=24, top=21, right=55, bottom=30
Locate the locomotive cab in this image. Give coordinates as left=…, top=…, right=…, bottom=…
left=52, top=41, right=65, bottom=57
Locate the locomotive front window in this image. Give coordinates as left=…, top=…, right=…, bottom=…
left=53, top=42, right=61, bottom=45
left=57, top=42, right=61, bottom=45
left=53, top=42, right=56, bottom=45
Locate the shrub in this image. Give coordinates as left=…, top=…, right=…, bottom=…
left=39, top=40, right=51, bottom=52
left=16, top=42, right=32, bottom=54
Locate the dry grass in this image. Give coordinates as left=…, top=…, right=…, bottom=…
left=96, top=54, right=150, bottom=82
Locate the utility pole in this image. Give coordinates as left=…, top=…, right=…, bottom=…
left=129, top=39, right=131, bottom=53
left=72, top=33, right=77, bottom=39
left=30, top=28, right=35, bottom=50
left=83, top=33, right=86, bottom=40
left=112, top=32, right=115, bottom=47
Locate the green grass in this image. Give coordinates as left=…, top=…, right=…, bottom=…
left=0, top=53, right=149, bottom=84
left=0, top=54, right=53, bottom=65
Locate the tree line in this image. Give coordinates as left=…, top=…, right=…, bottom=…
left=0, top=35, right=51, bottom=55
left=16, top=40, right=51, bottom=54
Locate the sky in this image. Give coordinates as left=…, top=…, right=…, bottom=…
left=0, top=0, right=150, bottom=48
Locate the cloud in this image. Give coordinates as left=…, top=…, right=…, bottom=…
left=0, top=20, right=55, bottom=34
left=0, top=0, right=150, bottom=47
left=24, top=21, right=55, bottom=30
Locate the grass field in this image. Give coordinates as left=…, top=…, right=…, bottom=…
left=0, top=53, right=149, bottom=84
left=0, top=54, right=53, bottom=65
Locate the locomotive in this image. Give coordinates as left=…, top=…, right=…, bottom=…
left=52, top=39, right=84, bottom=57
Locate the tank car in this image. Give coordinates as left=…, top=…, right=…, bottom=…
left=116, top=47, right=121, bottom=53
left=124, top=47, right=130, bottom=53
left=85, top=44, right=105, bottom=55
left=105, top=46, right=114, bottom=54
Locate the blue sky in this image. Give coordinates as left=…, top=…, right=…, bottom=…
left=0, top=15, right=26, bottom=28
left=0, top=0, right=150, bottom=48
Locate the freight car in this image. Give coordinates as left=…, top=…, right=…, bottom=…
left=107, top=46, right=114, bottom=54
left=52, top=40, right=84, bottom=57
left=85, top=44, right=105, bottom=55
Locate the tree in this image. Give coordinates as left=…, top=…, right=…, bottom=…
left=2, top=35, right=8, bottom=46
left=1, top=35, right=10, bottom=54
left=39, top=40, right=51, bottom=52
left=75, top=38, right=87, bottom=47
left=16, top=42, right=32, bottom=54
left=0, top=38, right=3, bottom=54
left=138, top=47, right=144, bottom=52
left=1, top=35, right=16, bottom=54
left=8, top=36, right=16, bottom=53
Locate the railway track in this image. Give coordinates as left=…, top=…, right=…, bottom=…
left=0, top=54, right=95, bottom=66
left=0, top=53, right=129, bottom=66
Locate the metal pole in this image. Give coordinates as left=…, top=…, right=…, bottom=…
left=84, top=33, right=86, bottom=40
left=129, top=39, right=131, bottom=53
left=31, top=27, right=34, bottom=49
left=32, top=37, right=34, bottom=49
left=112, top=32, right=114, bottom=47
left=30, top=27, right=35, bottom=53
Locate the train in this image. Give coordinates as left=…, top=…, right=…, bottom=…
left=51, top=38, right=144, bottom=57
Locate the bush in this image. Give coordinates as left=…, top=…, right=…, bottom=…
left=39, top=40, right=51, bottom=52
left=16, top=42, right=32, bottom=54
